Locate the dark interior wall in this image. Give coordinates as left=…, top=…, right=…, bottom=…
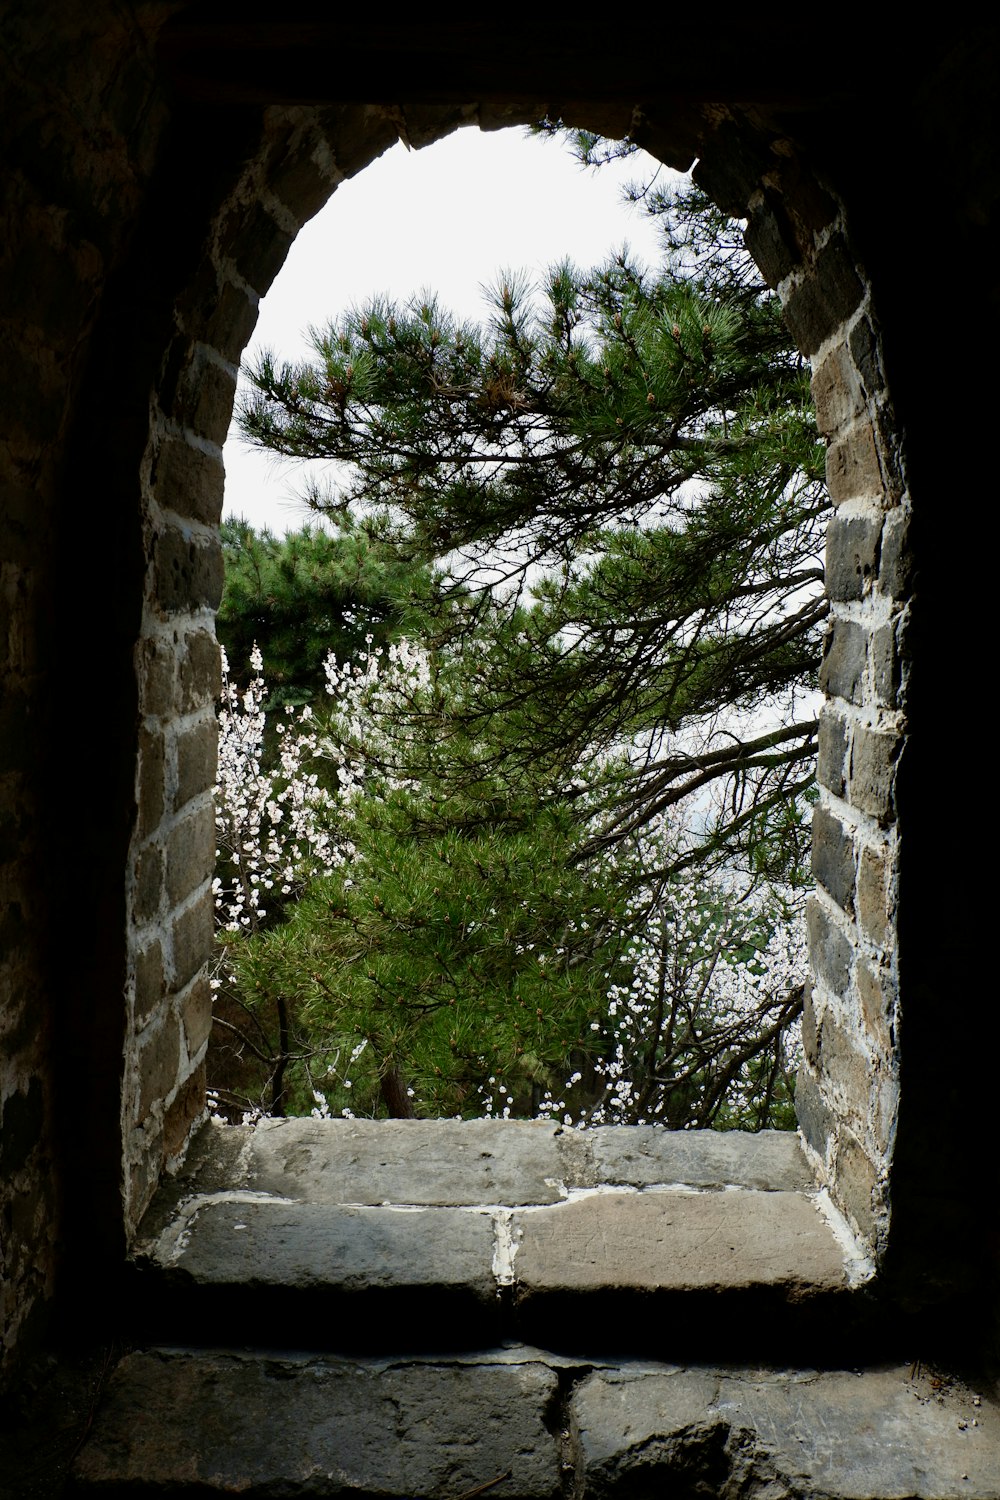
left=0, top=0, right=173, bottom=1376
left=0, top=9, right=996, bottom=1384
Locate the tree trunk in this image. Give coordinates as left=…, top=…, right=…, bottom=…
left=379, top=1064, right=415, bottom=1119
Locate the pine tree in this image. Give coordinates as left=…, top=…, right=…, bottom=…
left=237, top=176, right=827, bottom=882
left=217, top=517, right=430, bottom=709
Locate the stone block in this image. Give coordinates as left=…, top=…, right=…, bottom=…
left=179, top=629, right=222, bottom=712
left=857, top=842, right=891, bottom=947
left=322, top=106, right=399, bottom=182
left=810, top=343, right=864, bottom=437
left=153, top=526, right=224, bottom=614
left=217, top=200, right=294, bottom=298
left=136, top=724, right=164, bottom=839
left=849, top=315, right=884, bottom=397
left=74, top=1351, right=561, bottom=1499
left=163, top=1060, right=206, bottom=1160
left=781, top=236, right=864, bottom=356
left=167, top=341, right=238, bottom=447
left=181, top=973, right=213, bottom=1059
left=133, top=842, right=163, bottom=923
left=153, top=433, right=225, bottom=526
left=825, top=418, right=884, bottom=506
left=580, top=1126, right=814, bottom=1193
left=878, top=506, right=913, bottom=600
left=162, top=1118, right=815, bottom=1214
left=800, top=987, right=820, bottom=1068
left=162, top=1197, right=498, bottom=1300
left=856, top=956, right=894, bottom=1054
left=244, top=1116, right=573, bottom=1206
left=771, top=153, right=837, bottom=238
left=872, top=1069, right=899, bottom=1158
left=825, top=511, right=880, bottom=600
left=833, top=1131, right=879, bottom=1245
left=743, top=198, right=798, bottom=285
left=174, top=716, right=218, bottom=813
left=806, top=896, right=853, bottom=996
left=200, top=278, right=260, bottom=365
left=816, top=710, right=848, bottom=796
left=134, top=937, right=165, bottom=1026
left=571, top=1364, right=1000, bottom=1499
left=171, top=887, right=214, bottom=990
left=849, top=724, right=900, bottom=824
left=166, top=805, right=215, bottom=908
left=817, top=1014, right=869, bottom=1112
left=265, top=128, right=341, bottom=224
left=872, top=621, right=900, bottom=706
left=137, top=637, right=174, bottom=717
left=128, top=1120, right=164, bottom=1225
left=513, top=1189, right=849, bottom=1295
left=811, top=805, right=855, bottom=914
left=795, top=1066, right=834, bottom=1161
left=818, top=618, right=866, bottom=705
left=691, top=121, right=772, bottom=214
left=137, top=1012, right=181, bottom=1121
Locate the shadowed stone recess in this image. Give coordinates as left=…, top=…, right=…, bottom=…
left=73, top=1349, right=563, bottom=1498
left=74, top=1349, right=1000, bottom=1498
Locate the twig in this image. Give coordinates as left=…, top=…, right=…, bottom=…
left=451, top=1471, right=512, bottom=1499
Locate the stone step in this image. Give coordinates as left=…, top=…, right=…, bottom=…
left=73, top=1346, right=1000, bottom=1498
left=127, top=1119, right=879, bottom=1360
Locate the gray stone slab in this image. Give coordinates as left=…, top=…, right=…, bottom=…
left=154, top=1198, right=496, bottom=1296
left=572, top=1365, right=1000, bottom=1498
left=578, top=1126, right=814, bottom=1191
left=243, top=1117, right=573, bottom=1205
left=514, top=1190, right=848, bottom=1293
left=74, top=1349, right=563, bottom=1497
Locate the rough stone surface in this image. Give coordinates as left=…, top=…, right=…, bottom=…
left=239, top=1116, right=577, bottom=1206
left=74, top=1346, right=999, bottom=1498
left=159, top=1118, right=817, bottom=1209
left=807, top=897, right=854, bottom=996
left=849, top=724, right=900, bottom=823
left=572, top=1363, right=1000, bottom=1498
left=513, top=1190, right=849, bottom=1295
left=825, top=418, right=884, bottom=506
left=819, top=618, right=867, bottom=704
left=151, top=1197, right=497, bottom=1299
left=580, top=1125, right=814, bottom=1192
left=812, top=804, right=856, bottom=914
left=826, top=512, right=881, bottom=600
left=130, top=1121, right=863, bottom=1355
left=817, top=710, right=848, bottom=796
left=74, top=1349, right=563, bottom=1498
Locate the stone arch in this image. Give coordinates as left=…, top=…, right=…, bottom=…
left=2, top=13, right=994, bottom=1383
left=128, top=103, right=902, bottom=1243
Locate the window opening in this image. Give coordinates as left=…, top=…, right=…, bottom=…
left=210, top=125, right=823, bottom=1134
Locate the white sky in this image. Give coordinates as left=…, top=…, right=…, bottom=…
left=223, top=126, right=679, bottom=533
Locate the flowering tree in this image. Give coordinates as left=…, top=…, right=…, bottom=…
left=544, top=867, right=805, bottom=1130
left=211, top=645, right=351, bottom=1117
left=211, top=635, right=805, bottom=1124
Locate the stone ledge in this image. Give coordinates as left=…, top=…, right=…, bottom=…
left=74, top=1347, right=1000, bottom=1498
left=143, top=1117, right=815, bottom=1223
left=130, top=1120, right=873, bottom=1359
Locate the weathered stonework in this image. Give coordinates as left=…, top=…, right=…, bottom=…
left=0, top=11, right=995, bottom=1435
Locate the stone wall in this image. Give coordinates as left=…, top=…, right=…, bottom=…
left=0, top=10, right=995, bottom=1385
left=696, top=135, right=908, bottom=1259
